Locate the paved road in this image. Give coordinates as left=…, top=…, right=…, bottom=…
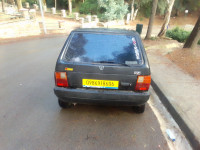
left=0, top=37, right=168, bottom=150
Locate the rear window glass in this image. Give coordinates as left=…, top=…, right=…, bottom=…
left=64, top=32, right=143, bottom=65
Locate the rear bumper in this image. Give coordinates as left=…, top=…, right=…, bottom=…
left=54, top=87, right=150, bottom=106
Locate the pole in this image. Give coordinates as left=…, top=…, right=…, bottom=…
left=38, top=0, right=47, bottom=34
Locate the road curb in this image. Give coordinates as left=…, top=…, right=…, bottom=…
left=151, top=79, right=200, bottom=150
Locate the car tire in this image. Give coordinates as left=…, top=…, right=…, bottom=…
left=58, top=99, right=73, bottom=109
left=133, top=104, right=145, bottom=113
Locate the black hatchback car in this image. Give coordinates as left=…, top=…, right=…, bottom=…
left=54, top=28, right=151, bottom=113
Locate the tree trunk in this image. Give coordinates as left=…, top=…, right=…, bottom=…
left=43, top=0, right=46, bottom=6
left=16, top=0, right=22, bottom=10
left=133, top=9, right=138, bottom=20
left=184, top=16, right=200, bottom=49
left=175, top=9, right=179, bottom=16
left=1, top=0, right=5, bottom=12
left=83, top=0, right=84, bottom=3
left=68, top=0, right=72, bottom=15
left=130, top=0, right=135, bottom=21
left=55, top=0, right=56, bottom=9
left=145, top=0, right=158, bottom=39
left=158, top=0, right=175, bottom=37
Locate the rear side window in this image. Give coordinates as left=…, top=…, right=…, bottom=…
left=64, top=32, right=143, bottom=65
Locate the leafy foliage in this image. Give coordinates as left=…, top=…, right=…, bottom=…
left=98, top=0, right=128, bottom=21
left=79, top=0, right=128, bottom=21
left=157, top=0, right=168, bottom=15
left=45, top=0, right=76, bottom=9
left=173, top=0, right=200, bottom=16
left=79, top=0, right=98, bottom=14
left=23, top=0, right=37, bottom=6
left=125, top=0, right=168, bottom=17
left=166, top=27, right=200, bottom=45
left=136, top=0, right=151, bottom=17
left=166, top=27, right=191, bottom=43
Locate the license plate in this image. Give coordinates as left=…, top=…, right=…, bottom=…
left=82, top=79, right=119, bottom=89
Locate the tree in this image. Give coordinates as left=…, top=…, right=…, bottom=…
left=158, top=0, right=175, bottom=37
left=68, top=0, right=72, bottom=15
left=145, top=0, right=158, bottom=39
left=43, top=0, right=46, bottom=6
left=184, top=16, right=200, bottom=49
left=129, top=0, right=167, bottom=18
left=16, top=0, right=22, bottom=10
left=130, top=0, right=135, bottom=20
left=1, top=0, right=5, bottom=12
left=42, top=0, right=47, bottom=11
left=173, top=0, right=185, bottom=16
left=80, top=0, right=98, bottom=14
left=98, top=0, right=128, bottom=21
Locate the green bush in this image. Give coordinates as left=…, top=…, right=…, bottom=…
left=98, top=0, right=128, bottom=21
left=79, top=0, right=98, bottom=14
left=134, top=0, right=167, bottom=18
left=80, top=0, right=128, bottom=21
left=138, top=1, right=152, bottom=18
left=166, top=27, right=200, bottom=45
left=166, top=27, right=191, bottom=43
left=22, top=0, right=37, bottom=6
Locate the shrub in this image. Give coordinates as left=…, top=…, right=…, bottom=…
left=166, top=27, right=200, bottom=45
left=80, top=0, right=128, bottom=21
left=166, top=27, right=191, bottom=43
left=98, top=0, right=128, bottom=21
left=22, top=0, right=37, bottom=6
left=79, top=0, right=98, bottom=15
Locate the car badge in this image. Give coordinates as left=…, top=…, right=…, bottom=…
left=99, top=66, right=104, bottom=70
left=134, top=71, right=141, bottom=75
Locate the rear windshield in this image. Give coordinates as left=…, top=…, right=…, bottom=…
left=64, top=32, right=143, bottom=65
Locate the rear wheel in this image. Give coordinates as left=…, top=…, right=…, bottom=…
left=132, top=104, right=145, bottom=113
left=58, top=99, right=73, bottom=109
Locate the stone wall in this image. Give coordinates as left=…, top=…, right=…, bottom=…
left=0, top=20, right=41, bottom=39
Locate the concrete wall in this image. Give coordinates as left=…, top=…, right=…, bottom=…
left=0, top=20, right=41, bottom=39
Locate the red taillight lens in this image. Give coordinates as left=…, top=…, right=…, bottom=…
left=55, top=72, right=68, bottom=87
left=135, top=75, right=151, bottom=91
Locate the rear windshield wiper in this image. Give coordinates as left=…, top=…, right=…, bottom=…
left=93, top=61, right=130, bottom=66
left=94, top=61, right=115, bottom=64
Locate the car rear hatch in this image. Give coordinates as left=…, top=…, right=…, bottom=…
left=56, top=31, right=150, bottom=91
left=57, top=63, right=149, bottom=91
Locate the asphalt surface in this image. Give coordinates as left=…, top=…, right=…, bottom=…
left=0, top=36, right=168, bottom=150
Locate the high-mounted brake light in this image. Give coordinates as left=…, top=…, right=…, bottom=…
left=135, top=75, right=151, bottom=91
left=55, top=72, right=68, bottom=87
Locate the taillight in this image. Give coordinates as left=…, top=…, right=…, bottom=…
left=55, top=72, right=68, bottom=87
left=135, top=75, right=151, bottom=91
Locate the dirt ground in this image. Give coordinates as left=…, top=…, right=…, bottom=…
left=143, top=39, right=200, bottom=80
left=167, top=47, right=200, bottom=80
left=143, top=38, right=182, bottom=55
left=130, top=13, right=198, bottom=26
left=141, top=13, right=200, bottom=81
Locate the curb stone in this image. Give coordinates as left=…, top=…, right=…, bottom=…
left=151, top=78, right=200, bottom=150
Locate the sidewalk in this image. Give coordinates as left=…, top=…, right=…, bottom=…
left=146, top=46, right=200, bottom=149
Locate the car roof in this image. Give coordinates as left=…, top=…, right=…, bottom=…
left=72, top=28, right=139, bottom=35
